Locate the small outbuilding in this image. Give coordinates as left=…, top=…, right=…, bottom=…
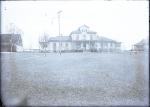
left=0, top=34, right=23, bottom=52
left=133, top=39, right=149, bottom=51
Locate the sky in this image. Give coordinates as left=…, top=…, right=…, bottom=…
left=1, top=0, right=149, bottom=50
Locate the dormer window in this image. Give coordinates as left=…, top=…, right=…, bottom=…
left=81, top=29, right=88, bottom=32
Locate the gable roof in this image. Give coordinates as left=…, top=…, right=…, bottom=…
left=69, top=25, right=97, bottom=36
left=78, top=24, right=89, bottom=29
left=134, top=39, right=149, bottom=46
left=49, top=36, right=72, bottom=42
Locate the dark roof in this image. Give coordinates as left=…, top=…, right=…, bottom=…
left=87, top=31, right=97, bottom=34
left=49, top=36, right=72, bottom=42
left=69, top=25, right=91, bottom=36
left=69, top=29, right=97, bottom=35
left=0, top=34, right=23, bottom=46
left=98, top=36, right=121, bottom=43
left=70, top=30, right=81, bottom=34
left=48, top=35, right=121, bottom=43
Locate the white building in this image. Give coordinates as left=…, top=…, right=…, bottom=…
left=48, top=25, right=121, bottom=52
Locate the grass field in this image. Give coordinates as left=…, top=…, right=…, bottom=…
left=1, top=52, right=149, bottom=106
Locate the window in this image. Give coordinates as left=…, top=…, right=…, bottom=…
left=110, top=43, right=113, bottom=47
left=60, top=42, right=62, bottom=47
left=76, top=42, right=81, bottom=49
left=53, top=43, right=56, bottom=47
left=76, top=35, right=79, bottom=40
left=65, top=43, right=68, bottom=47
left=90, top=35, right=93, bottom=40
left=83, top=43, right=86, bottom=48
left=53, top=43, right=56, bottom=51
left=81, top=28, right=87, bottom=32
left=103, top=43, right=108, bottom=48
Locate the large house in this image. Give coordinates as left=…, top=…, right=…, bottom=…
left=47, top=25, right=121, bottom=52
left=0, top=34, right=23, bottom=52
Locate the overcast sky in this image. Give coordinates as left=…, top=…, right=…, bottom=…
left=1, top=0, right=149, bottom=50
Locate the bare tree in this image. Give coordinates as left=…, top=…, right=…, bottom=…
left=39, top=33, right=49, bottom=56
left=7, top=23, right=23, bottom=52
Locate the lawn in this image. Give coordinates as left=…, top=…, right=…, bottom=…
left=1, top=52, right=149, bottom=106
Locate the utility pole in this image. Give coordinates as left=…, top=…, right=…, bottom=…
left=57, top=10, right=62, bottom=55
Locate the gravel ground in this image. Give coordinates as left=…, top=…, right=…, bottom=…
left=1, top=52, right=149, bottom=106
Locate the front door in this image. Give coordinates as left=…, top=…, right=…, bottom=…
left=83, top=42, right=86, bottom=51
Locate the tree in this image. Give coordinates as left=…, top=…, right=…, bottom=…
left=39, top=33, right=49, bottom=56
left=6, top=23, right=23, bottom=52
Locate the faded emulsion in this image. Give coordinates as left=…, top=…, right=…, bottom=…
left=0, top=0, right=149, bottom=106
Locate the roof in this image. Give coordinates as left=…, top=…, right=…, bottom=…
left=98, top=36, right=121, bottom=43
left=49, top=36, right=72, bottom=42
left=87, top=31, right=97, bottom=34
left=69, top=30, right=97, bottom=35
left=78, top=24, right=89, bottom=29
left=70, top=30, right=81, bottom=34
left=134, top=39, right=149, bottom=46
left=69, top=25, right=97, bottom=35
